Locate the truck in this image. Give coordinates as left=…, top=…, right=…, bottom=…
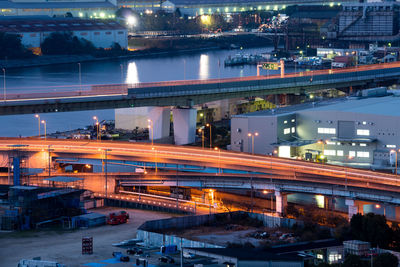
left=107, top=211, right=129, bottom=225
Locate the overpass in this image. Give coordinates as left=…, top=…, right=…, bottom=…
left=1, top=138, right=400, bottom=217
left=2, top=62, right=400, bottom=116
left=3, top=62, right=400, bottom=144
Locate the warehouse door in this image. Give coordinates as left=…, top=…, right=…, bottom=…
left=338, top=121, right=355, bottom=139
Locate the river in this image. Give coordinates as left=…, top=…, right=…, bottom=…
left=2, top=47, right=283, bottom=137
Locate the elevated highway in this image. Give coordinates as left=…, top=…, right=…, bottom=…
left=1, top=138, right=400, bottom=210
left=1, top=62, right=400, bottom=115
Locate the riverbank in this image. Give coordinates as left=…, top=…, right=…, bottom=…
left=0, top=34, right=275, bottom=69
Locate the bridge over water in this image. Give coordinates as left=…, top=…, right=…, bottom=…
left=1, top=62, right=400, bottom=115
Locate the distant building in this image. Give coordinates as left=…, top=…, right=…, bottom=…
left=0, top=16, right=128, bottom=51
left=0, top=0, right=117, bottom=19
left=332, top=0, right=400, bottom=43
left=230, top=90, right=400, bottom=169
left=118, top=0, right=353, bottom=16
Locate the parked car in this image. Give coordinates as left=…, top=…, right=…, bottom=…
left=112, top=252, right=130, bottom=262
left=159, top=256, right=175, bottom=263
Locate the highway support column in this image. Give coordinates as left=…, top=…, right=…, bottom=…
left=275, top=191, right=287, bottom=216
left=345, top=199, right=358, bottom=221
left=172, top=108, right=197, bottom=145
left=114, top=107, right=171, bottom=141
left=148, top=107, right=171, bottom=141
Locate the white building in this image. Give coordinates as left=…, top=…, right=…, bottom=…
left=231, top=90, right=400, bottom=169
left=0, top=16, right=128, bottom=50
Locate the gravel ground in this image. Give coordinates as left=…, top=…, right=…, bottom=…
left=0, top=207, right=177, bottom=267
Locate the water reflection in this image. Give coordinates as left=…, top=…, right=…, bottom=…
left=199, top=54, right=209, bottom=80
left=126, top=62, right=139, bottom=84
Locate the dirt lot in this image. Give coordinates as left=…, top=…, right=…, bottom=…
left=0, top=207, right=177, bottom=267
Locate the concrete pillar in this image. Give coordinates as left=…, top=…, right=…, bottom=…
left=172, top=108, right=197, bottom=145
left=275, top=191, right=287, bottom=215
left=115, top=107, right=170, bottom=140
left=345, top=199, right=358, bottom=221
left=148, top=107, right=170, bottom=140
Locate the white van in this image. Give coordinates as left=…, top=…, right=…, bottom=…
left=18, top=259, right=66, bottom=267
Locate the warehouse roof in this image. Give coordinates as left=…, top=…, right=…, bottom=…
left=0, top=16, right=126, bottom=32
left=234, top=94, right=400, bottom=118
left=186, top=248, right=304, bottom=262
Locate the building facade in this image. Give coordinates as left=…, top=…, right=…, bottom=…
left=231, top=92, right=400, bottom=169
left=332, top=0, right=400, bottom=42
left=0, top=16, right=128, bottom=50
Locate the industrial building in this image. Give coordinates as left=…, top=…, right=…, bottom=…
left=0, top=0, right=117, bottom=19
left=230, top=89, right=400, bottom=169
left=118, top=0, right=351, bottom=16
left=332, top=0, right=400, bottom=43
left=0, top=16, right=128, bottom=50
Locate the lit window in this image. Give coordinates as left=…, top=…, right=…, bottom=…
left=357, top=129, right=370, bottom=136
left=357, top=151, right=370, bottom=158
left=324, top=150, right=336, bottom=156
left=318, top=128, right=336, bottom=134
left=284, top=120, right=287, bottom=124
left=386, top=145, right=396, bottom=148
left=291, top=119, right=295, bottom=122
left=360, top=143, right=367, bottom=147
left=291, top=127, right=295, bottom=133
left=326, top=141, right=336, bottom=145
left=352, top=143, right=356, bottom=146
left=337, top=150, right=344, bottom=156
left=284, top=128, right=290, bottom=135
left=362, top=121, right=367, bottom=125
left=349, top=151, right=356, bottom=157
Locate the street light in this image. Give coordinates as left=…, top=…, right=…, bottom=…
left=214, top=147, right=221, bottom=174
left=198, top=128, right=205, bottom=149
left=41, top=120, right=47, bottom=141
left=152, top=146, right=158, bottom=174
left=78, top=62, right=82, bottom=91
left=2, top=68, right=5, bottom=102
left=120, top=64, right=124, bottom=84
left=147, top=119, right=154, bottom=146
left=206, top=123, right=212, bottom=149
left=247, top=132, right=259, bottom=155
left=35, top=114, right=40, bottom=137
left=93, top=116, right=100, bottom=141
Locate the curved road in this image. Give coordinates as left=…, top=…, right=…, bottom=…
left=0, top=138, right=399, bottom=195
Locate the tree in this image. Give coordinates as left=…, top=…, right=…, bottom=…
left=41, top=32, right=96, bottom=55
left=350, top=213, right=392, bottom=248
left=342, top=254, right=368, bottom=267
left=373, top=253, right=399, bottom=267
left=0, top=32, right=33, bottom=59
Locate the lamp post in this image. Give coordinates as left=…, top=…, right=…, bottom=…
left=2, top=68, right=5, bottom=102
left=247, top=132, right=259, bottom=155
left=35, top=114, right=40, bottom=137
left=78, top=62, right=82, bottom=91
left=214, top=147, right=221, bottom=174
left=120, top=64, right=124, bottom=84
left=198, top=128, right=205, bottom=149
left=152, top=146, right=158, bottom=174
left=41, top=120, right=47, bottom=141
left=93, top=116, right=100, bottom=141
left=147, top=119, right=154, bottom=146
left=206, top=123, right=212, bottom=149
